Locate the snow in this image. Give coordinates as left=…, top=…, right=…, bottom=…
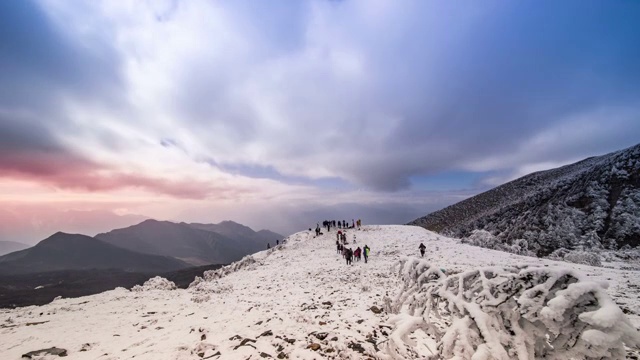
left=1, top=225, right=639, bottom=359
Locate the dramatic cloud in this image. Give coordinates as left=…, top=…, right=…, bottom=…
left=1, top=0, right=639, bottom=240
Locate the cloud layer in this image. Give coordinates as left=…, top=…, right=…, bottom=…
left=1, top=0, right=640, bottom=238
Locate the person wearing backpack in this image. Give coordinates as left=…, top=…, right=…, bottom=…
left=363, top=245, right=370, bottom=263
left=419, top=243, right=426, bottom=257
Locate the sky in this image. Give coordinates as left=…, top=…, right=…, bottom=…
left=1, top=0, right=640, bottom=243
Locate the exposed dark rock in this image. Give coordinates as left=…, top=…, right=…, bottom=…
left=312, top=332, right=328, bottom=340
left=22, top=347, right=68, bottom=358
left=370, top=306, right=383, bottom=314
left=307, top=343, right=321, bottom=351
left=258, top=330, right=273, bottom=337
left=348, top=342, right=366, bottom=354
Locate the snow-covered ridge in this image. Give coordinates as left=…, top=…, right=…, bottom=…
left=410, top=143, right=640, bottom=257
left=1, top=225, right=638, bottom=359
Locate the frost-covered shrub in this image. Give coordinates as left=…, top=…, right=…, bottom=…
left=131, top=276, right=177, bottom=292
left=386, top=258, right=640, bottom=359
left=563, top=250, right=602, bottom=267
left=548, top=248, right=602, bottom=267
left=463, top=230, right=537, bottom=257
left=462, top=229, right=503, bottom=250
left=201, top=255, right=257, bottom=281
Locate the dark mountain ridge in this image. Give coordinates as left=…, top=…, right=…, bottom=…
left=96, top=219, right=283, bottom=266
left=410, top=143, right=640, bottom=256
left=0, top=232, right=189, bottom=275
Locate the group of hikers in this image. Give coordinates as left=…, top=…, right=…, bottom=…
left=309, top=220, right=429, bottom=264
left=337, top=240, right=370, bottom=265
left=316, top=218, right=362, bottom=235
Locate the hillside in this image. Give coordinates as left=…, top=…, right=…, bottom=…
left=1, top=225, right=638, bottom=359
left=0, top=241, right=30, bottom=256
left=410, top=143, right=640, bottom=256
left=0, top=232, right=189, bottom=275
left=96, top=220, right=260, bottom=266
left=188, top=220, right=282, bottom=247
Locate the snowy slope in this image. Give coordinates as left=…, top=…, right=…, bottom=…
left=410, top=143, right=640, bottom=255
left=1, top=225, right=638, bottom=359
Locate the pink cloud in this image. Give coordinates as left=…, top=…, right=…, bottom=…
left=0, top=150, right=224, bottom=200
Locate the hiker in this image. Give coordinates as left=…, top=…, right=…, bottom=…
left=276, top=239, right=279, bottom=246
left=267, top=243, right=271, bottom=249
left=363, top=245, right=370, bottom=263
left=354, top=247, right=361, bottom=261
left=353, top=234, right=356, bottom=243
left=336, top=241, right=341, bottom=254
left=346, top=248, right=353, bottom=265
left=419, top=243, right=426, bottom=257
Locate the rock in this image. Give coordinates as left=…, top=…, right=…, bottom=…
left=356, top=319, right=364, bottom=324
left=255, top=320, right=263, bottom=325
left=285, top=338, right=296, bottom=344
left=370, top=306, right=383, bottom=314
left=348, top=342, right=366, bottom=354
left=229, top=335, right=242, bottom=341
left=239, top=338, right=256, bottom=346
left=307, top=343, right=321, bottom=351
left=233, top=338, right=257, bottom=350
left=313, top=332, right=328, bottom=340
left=22, top=347, right=68, bottom=358
left=260, top=352, right=272, bottom=358
left=201, top=334, right=206, bottom=341
left=277, top=352, right=287, bottom=359
left=330, top=337, right=338, bottom=341
left=258, top=330, right=273, bottom=337
left=319, top=321, right=327, bottom=325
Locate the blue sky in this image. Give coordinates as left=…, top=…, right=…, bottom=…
left=1, top=0, right=640, bottom=240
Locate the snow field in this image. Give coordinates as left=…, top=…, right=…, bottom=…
left=1, top=225, right=638, bottom=359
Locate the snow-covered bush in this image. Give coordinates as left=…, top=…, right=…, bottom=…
left=201, top=255, right=257, bottom=281
left=131, top=276, right=177, bottom=292
left=386, top=258, right=640, bottom=359
left=462, top=229, right=503, bottom=250
left=563, top=250, right=602, bottom=267
left=548, top=248, right=602, bottom=267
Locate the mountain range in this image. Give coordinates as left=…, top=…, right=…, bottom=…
left=0, top=232, right=189, bottom=275
left=96, top=220, right=280, bottom=266
left=410, top=143, right=640, bottom=256
left=0, top=220, right=283, bottom=275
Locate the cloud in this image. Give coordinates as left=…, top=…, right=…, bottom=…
left=53, top=0, right=637, bottom=191
left=1, top=0, right=640, bottom=237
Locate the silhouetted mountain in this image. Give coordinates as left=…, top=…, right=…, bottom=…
left=0, top=232, right=189, bottom=275
left=189, top=220, right=283, bottom=246
left=410, top=143, right=640, bottom=256
left=96, top=220, right=269, bottom=266
left=0, top=241, right=30, bottom=256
